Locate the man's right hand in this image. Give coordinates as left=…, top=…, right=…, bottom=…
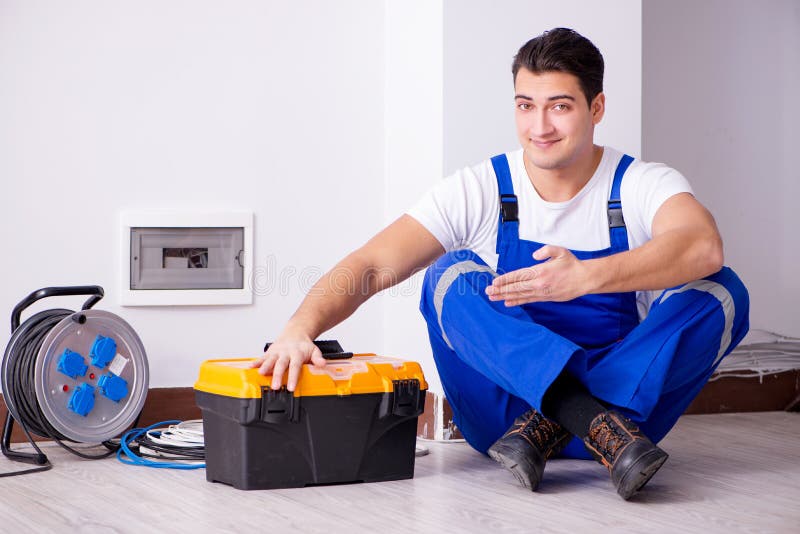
left=250, top=332, right=327, bottom=392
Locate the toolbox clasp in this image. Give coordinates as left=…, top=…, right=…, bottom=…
left=378, top=379, right=422, bottom=419
left=260, top=387, right=300, bottom=424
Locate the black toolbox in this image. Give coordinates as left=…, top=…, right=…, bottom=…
left=194, top=342, right=427, bottom=490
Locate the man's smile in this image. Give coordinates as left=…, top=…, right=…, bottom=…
left=531, top=139, right=561, bottom=149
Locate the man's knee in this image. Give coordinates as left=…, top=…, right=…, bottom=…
left=657, top=267, right=748, bottom=313
left=424, top=249, right=488, bottom=280
left=707, top=267, right=749, bottom=313
left=696, top=267, right=747, bottom=329
left=419, top=249, right=497, bottom=332
left=421, top=250, right=496, bottom=301
left=655, top=266, right=749, bottom=357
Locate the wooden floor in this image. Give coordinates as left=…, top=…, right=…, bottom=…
left=2, top=412, right=798, bottom=533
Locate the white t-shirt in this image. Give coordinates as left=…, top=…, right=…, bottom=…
left=407, top=146, right=693, bottom=320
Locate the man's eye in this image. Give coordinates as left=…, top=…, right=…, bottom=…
left=517, top=102, right=531, bottom=111
left=553, top=104, right=569, bottom=111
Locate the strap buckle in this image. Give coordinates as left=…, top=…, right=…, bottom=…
left=500, top=194, right=519, bottom=222
left=608, top=200, right=625, bottom=229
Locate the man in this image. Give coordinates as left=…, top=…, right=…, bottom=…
left=252, top=28, right=749, bottom=500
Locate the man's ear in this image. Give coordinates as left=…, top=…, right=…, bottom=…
left=591, top=92, right=605, bottom=124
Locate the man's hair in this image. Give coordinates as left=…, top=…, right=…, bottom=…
left=512, top=28, right=604, bottom=107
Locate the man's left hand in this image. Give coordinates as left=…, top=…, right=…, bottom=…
left=485, top=245, right=592, bottom=306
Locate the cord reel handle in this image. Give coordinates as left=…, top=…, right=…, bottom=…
left=10, top=285, right=104, bottom=332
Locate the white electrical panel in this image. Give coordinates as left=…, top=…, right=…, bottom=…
left=119, top=212, right=253, bottom=306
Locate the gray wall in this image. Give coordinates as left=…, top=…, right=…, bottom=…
left=444, top=0, right=642, bottom=174
left=643, top=0, right=800, bottom=335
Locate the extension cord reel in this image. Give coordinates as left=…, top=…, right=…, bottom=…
left=1, top=286, right=149, bottom=470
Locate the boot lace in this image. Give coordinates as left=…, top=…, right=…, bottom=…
left=520, top=411, right=569, bottom=457
left=587, top=416, right=628, bottom=463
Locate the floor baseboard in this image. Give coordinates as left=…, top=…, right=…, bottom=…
left=2, top=370, right=798, bottom=444
left=0, top=387, right=201, bottom=444
left=417, top=369, right=800, bottom=440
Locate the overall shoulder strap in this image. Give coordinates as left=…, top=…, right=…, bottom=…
left=491, top=154, right=519, bottom=252
left=608, top=154, right=634, bottom=252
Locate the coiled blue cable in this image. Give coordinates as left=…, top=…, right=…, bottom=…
left=117, top=420, right=206, bottom=470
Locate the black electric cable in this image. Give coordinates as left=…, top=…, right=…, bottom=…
left=2, top=309, right=133, bottom=477
left=133, top=434, right=205, bottom=461
left=135, top=436, right=205, bottom=458
left=126, top=422, right=205, bottom=462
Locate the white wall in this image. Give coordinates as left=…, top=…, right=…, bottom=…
left=642, top=0, right=800, bottom=336
left=0, top=0, right=387, bottom=387
left=443, top=0, right=642, bottom=174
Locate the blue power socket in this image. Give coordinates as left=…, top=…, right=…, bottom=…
left=89, top=335, right=117, bottom=369
left=68, top=383, right=95, bottom=417
left=98, top=373, right=129, bottom=402
left=57, top=349, right=88, bottom=379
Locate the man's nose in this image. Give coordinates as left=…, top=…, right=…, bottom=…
left=529, top=110, right=554, bottom=138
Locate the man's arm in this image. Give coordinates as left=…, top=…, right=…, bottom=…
left=486, top=193, right=724, bottom=305
left=253, top=214, right=445, bottom=390
left=587, top=192, right=724, bottom=292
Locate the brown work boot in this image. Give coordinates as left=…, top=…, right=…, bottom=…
left=583, top=411, right=669, bottom=500
left=487, top=408, right=572, bottom=491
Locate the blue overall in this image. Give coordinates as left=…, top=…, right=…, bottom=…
left=419, top=153, right=749, bottom=459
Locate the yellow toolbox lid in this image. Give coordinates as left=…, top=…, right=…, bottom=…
left=194, top=354, right=428, bottom=399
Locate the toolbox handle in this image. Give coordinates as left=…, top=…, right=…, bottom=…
left=262, top=339, right=353, bottom=360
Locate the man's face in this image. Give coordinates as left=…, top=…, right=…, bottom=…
left=514, top=68, right=604, bottom=172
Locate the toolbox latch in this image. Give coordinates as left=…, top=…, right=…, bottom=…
left=260, top=387, right=299, bottom=424
left=385, top=379, right=422, bottom=418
